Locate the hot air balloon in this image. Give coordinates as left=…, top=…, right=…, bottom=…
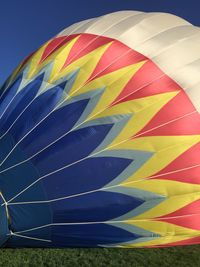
left=0, top=10, right=200, bottom=248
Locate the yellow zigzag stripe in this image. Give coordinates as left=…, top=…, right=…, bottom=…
left=27, top=36, right=80, bottom=79
left=48, top=36, right=80, bottom=81
left=115, top=135, right=200, bottom=183
left=26, top=41, right=51, bottom=79
left=79, top=61, right=146, bottom=119
left=132, top=219, right=197, bottom=236
left=120, top=231, right=200, bottom=248
left=3, top=38, right=52, bottom=90
left=121, top=193, right=200, bottom=246
left=132, top=191, right=200, bottom=220
left=100, top=91, right=178, bottom=145
left=6, top=62, right=24, bottom=88
left=132, top=179, right=200, bottom=198
left=50, top=42, right=113, bottom=86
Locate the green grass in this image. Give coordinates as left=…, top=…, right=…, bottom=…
left=0, top=246, right=199, bottom=267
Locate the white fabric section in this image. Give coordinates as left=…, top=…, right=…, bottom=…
left=56, top=11, right=200, bottom=112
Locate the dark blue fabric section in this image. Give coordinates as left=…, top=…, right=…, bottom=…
left=0, top=80, right=7, bottom=98
left=52, top=191, right=144, bottom=223
left=51, top=224, right=139, bottom=247
left=0, top=133, right=16, bottom=162
left=12, top=157, right=132, bottom=202
left=0, top=196, right=10, bottom=247
left=32, top=124, right=113, bottom=175
left=43, top=157, right=133, bottom=200
left=19, top=99, right=89, bottom=158
left=0, top=99, right=89, bottom=169
left=6, top=235, right=53, bottom=248
left=0, top=74, right=44, bottom=131
left=6, top=222, right=139, bottom=248
left=0, top=74, right=23, bottom=116
left=10, top=83, right=66, bottom=142
left=0, top=72, right=148, bottom=248
left=0, top=160, right=39, bottom=200
left=8, top=203, right=51, bottom=233
left=0, top=135, right=41, bottom=200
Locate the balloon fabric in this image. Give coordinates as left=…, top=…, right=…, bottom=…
left=0, top=11, right=200, bottom=248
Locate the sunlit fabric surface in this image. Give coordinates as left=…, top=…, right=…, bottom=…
left=0, top=11, right=200, bottom=248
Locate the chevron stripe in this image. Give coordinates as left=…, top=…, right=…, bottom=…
left=1, top=33, right=200, bottom=248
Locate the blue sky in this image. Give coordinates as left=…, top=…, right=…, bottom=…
left=1, top=0, right=200, bottom=85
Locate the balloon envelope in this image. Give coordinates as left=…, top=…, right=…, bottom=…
left=0, top=10, right=200, bottom=248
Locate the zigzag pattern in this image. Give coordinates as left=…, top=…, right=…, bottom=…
left=0, top=33, right=200, bottom=248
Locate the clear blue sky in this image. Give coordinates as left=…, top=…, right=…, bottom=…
left=1, top=0, right=200, bottom=85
